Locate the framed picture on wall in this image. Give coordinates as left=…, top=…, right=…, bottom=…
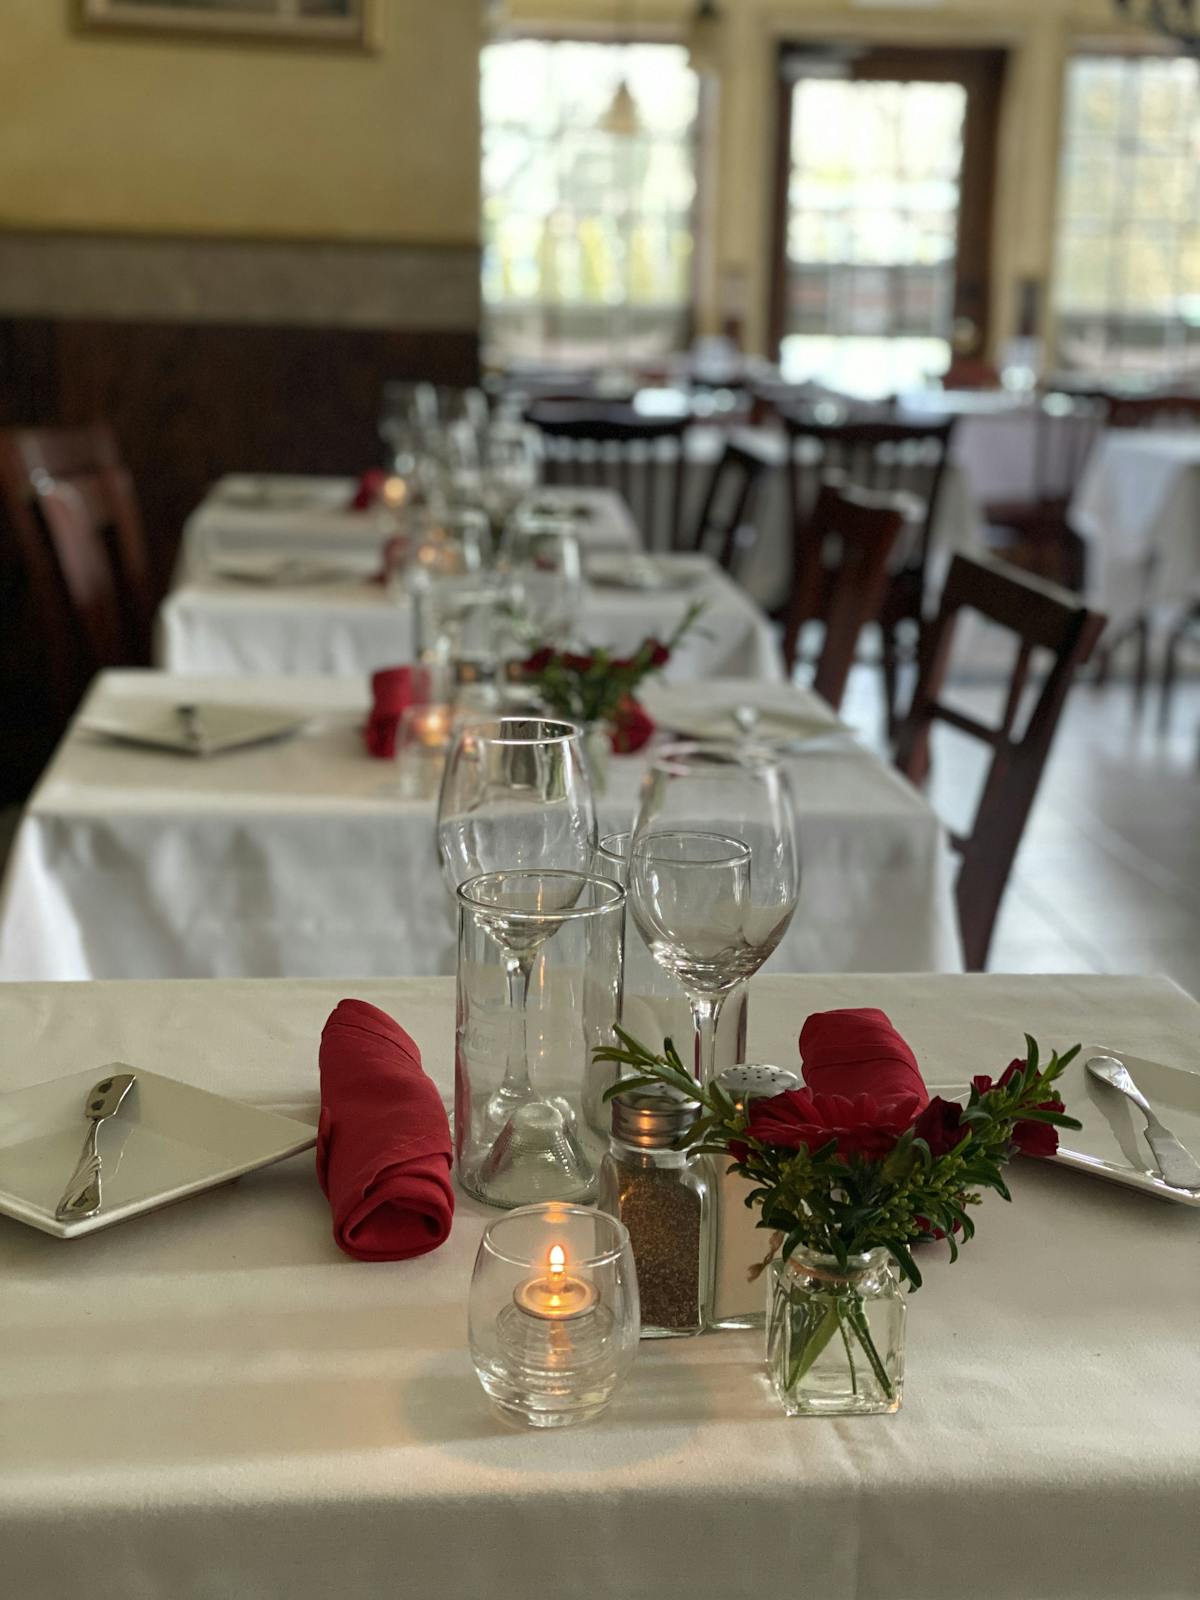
left=77, top=0, right=381, bottom=48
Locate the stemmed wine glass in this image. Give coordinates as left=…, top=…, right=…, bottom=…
left=629, top=742, right=799, bottom=1085
left=437, top=719, right=598, bottom=1131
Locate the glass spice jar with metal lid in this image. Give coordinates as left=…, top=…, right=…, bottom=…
left=597, top=1084, right=714, bottom=1338
left=709, top=1063, right=801, bottom=1331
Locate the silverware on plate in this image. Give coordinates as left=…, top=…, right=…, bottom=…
left=54, top=1070, right=137, bottom=1221
left=1085, top=1054, right=1200, bottom=1190
left=175, top=703, right=207, bottom=753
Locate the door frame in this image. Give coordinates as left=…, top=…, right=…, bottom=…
left=768, top=42, right=1007, bottom=365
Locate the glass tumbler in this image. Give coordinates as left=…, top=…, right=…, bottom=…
left=469, top=1203, right=640, bottom=1428
left=595, top=830, right=748, bottom=1078
left=456, top=870, right=624, bottom=1208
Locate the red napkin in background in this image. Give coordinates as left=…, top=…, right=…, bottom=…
left=349, top=468, right=386, bottom=511
left=364, top=665, right=428, bottom=759
left=316, top=999, right=454, bottom=1262
left=799, top=1007, right=928, bottom=1111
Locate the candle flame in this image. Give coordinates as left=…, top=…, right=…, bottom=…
left=548, top=1244, right=566, bottom=1278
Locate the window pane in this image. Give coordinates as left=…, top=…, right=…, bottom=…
left=781, top=77, right=965, bottom=391
left=1052, top=55, right=1200, bottom=378
left=481, top=40, right=698, bottom=365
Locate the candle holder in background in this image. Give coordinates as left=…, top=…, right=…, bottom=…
left=595, top=831, right=749, bottom=1080
left=395, top=702, right=456, bottom=798
left=469, top=1204, right=639, bottom=1428
left=456, top=870, right=623, bottom=1208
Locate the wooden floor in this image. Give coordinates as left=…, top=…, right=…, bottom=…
left=843, top=668, right=1200, bottom=996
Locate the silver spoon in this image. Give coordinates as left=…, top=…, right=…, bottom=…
left=1085, top=1054, right=1200, bottom=1189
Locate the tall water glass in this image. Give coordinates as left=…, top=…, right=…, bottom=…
left=629, top=742, right=799, bottom=1085
left=596, top=831, right=748, bottom=1074
left=456, top=871, right=624, bottom=1207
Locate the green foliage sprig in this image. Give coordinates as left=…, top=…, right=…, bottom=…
left=596, top=1027, right=1081, bottom=1291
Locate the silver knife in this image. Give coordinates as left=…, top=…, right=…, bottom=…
left=175, top=703, right=208, bottom=754
left=54, top=1070, right=137, bottom=1221
left=1085, top=1054, right=1200, bottom=1190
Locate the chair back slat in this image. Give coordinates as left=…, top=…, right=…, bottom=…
left=685, top=439, right=771, bottom=575
left=783, top=482, right=906, bottom=710
left=895, top=553, right=1105, bottom=969
left=525, top=402, right=691, bottom=551
left=33, top=476, right=126, bottom=671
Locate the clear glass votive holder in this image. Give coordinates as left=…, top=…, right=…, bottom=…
left=395, top=701, right=456, bottom=799
left=469, top=1204, right=640, bottom=1428
left=456, top=870, right=624, bottom=1208
left=595, top=830, right=749, bottom=1076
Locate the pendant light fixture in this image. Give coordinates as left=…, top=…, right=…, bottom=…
left=599, top=0, right=641, bottom=136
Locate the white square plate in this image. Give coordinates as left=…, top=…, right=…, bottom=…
left=0, top=1065, right=318, bottom=1238
left=585, top=553, right=709, bottom=592
left=80, top=701, right=310, bottom=758
left=1051, top=1046, right=1200, bottom=1206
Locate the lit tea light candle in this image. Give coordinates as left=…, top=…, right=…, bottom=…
left=381, top=475, right=409, bottom=511
left=512, top=1243, right=599, bottom=1322
left=411, top=705, right=452, bottom=750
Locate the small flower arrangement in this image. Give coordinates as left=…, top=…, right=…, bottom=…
left=520, top=602, right=704, bottom=754
left=597, top=1027, right=1081, bottom=1413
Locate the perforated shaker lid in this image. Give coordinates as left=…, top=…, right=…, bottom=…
left=713, top=1063, right=800, bottom=1111
left=610, top=1083, right=701, bottom=1148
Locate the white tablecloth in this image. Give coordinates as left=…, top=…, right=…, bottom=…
left=156, top=553, right=784, bottom=682
left=184, top=477, right=642, bottom=565
left=0, top=673, right=962, bottom=982
left=2, top=971, right=1197, bottom=1600
left=1069, top=429, right=1200, bottom=624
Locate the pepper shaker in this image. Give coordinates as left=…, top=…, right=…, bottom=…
left=709, top=1063, right=800, bottom=1331
left=597, top=1084, right=714, bottom=1338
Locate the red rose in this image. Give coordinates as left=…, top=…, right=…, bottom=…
left=910, top=1095, right=966, bottom=1158
left=563, top=653, right=594, bottom=674
left=646, top=640, right=670, bottom=668
left=733, top=1087, right=921, bottom=1165
left=522, top=647, right=556, bottom=675
left=610, top=695, right=656, bottom=755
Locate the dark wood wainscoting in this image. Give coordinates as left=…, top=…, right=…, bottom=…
left=0, top=315, right=479, bottom=594
left=0, top=313, right=476, bottom=797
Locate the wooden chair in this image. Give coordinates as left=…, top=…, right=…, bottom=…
left=894, top=554, right=1105, bottom=970
left=0, top=424, right=153, bottom=658
left=1104, top=393, right=1200, bottom=430
left=778, top=409, right=957, bottom=732
left=525, top=401, right=690, bottom=551
left=0, top=424, right=150, bottom=723
left=684, top=438, right=772, bottom=578
left=782, top=482, right=908, bottom=712
left=983, top=393, right=1106, bottom=591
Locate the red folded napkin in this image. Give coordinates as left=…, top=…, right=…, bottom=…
left=349, top=468, right=387, bottom=511
left=799, top=1007, right=928, bottom=1111
left=316, top=999, right=454, bottom=1262
left=364, top=664, right=428, bottom=759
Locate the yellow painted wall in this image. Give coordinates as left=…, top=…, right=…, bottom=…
left=505, top=0, right=1151, bottom=353
left=0, top=0, right=481, bottom=246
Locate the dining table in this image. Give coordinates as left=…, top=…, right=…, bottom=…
left=1, top=969, right=1197, bottom=1600
left=156, top=545, right=785, bottom=682
left=1069, top=427, right=1200, bottom=626
left=183, top=476, right=644, bottom=566
left=0, top=673, right=962, bottom=982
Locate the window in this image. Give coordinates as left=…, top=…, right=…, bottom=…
left=1053, top=55, right=1200, bottom=379
left=481, top=39, right=699, bottom=366
left=778, top=75, right=967, bottom=396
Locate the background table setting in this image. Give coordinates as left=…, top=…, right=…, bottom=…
left=1069, top=427, right=1200, bottom=626
left=2, top=969, right=1198, bottom=1600
left=0, top=670, right=962, bottom=981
